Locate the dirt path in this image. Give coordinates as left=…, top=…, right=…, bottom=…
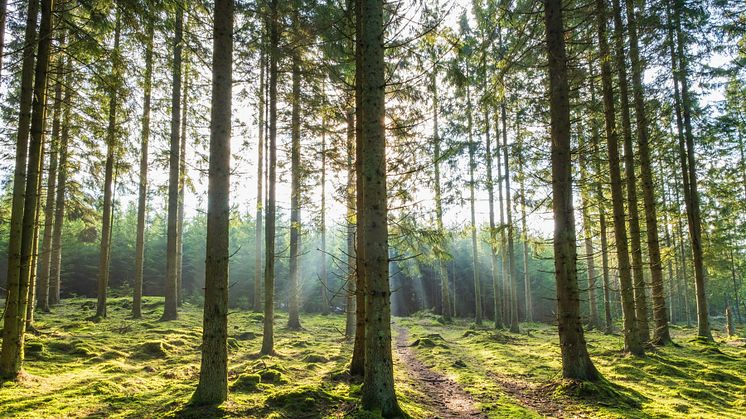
left=394, top=327, right=485, bottom=418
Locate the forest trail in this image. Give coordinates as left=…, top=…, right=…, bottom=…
left=394, top=327, right=486, bottom=418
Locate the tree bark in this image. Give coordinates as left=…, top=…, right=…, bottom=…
left=95, top=6, right=121, bottom=319
left=517, top=122, right=532, bottom=323
left=545, top=0, right=600, bottom=381
left=358, top=0, right=400, bottom=414
left=163, top=4, right=184, bottom=321
left=261, top=0, right=279, bottom=355
left=320, top=116, right=329, bottom=314
left=595, top=0, right=643, bottom=355
left=133, top=19, right=154, bottom=319
left=502, top=102, right=519, bottom=333
left=253, top=35, right=265, bottom=312
left=611, top=0, right=649, bottom=343
left=287, top=27, right=302, bottom=330
left=486, top=107, right=502, bottom=328
left=345, top=108, right=356, bottom=337
left=191, top=0, right=233, bottom=405
left=50, top=51, right=72, bottom=307
left=466, top=74, right=482, bottom=326
left=0, top=0, right=39, bottom=379
left=672, top=0, right=711, bottom=340
left=37, top=39, right=65, bottom=313
left=625, top=0, right=671, bottom=345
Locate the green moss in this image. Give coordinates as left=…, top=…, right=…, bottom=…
left=231, top=373, right=261, bottom=392
left=265, top=385, right=350, bottom=416
left=132, top=340, right=172, bottom=359
left=302, top=353, right=328, bottom=363
left=257, top=367, right=289, bottom=384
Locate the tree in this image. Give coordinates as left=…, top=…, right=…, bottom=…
left=625, top=0, right=672, bottom=345
left=163, top=3, right=184, bottom=321
left=191, top=0, right=233, bottom=405
left=261, top=0, right=280, bottom=355
left=132, top=17, right=154, bottom=319
left=594, top=0, right=643, bottom=355
left=358, top=0, right=401, bottom=414
left=287, top=3, right=302, bottom=330
left=1, top=0, right=52, bottom=379
left=545, top=0, right=600, bottom=381
left=253, top=32, right=265, bottom=313
left=95, top=5, right=122, bottom=320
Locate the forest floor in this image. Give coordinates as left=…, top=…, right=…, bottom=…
left=0, top=297, right=744, bottom=418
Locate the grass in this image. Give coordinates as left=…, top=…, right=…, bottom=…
left=397, top=312, right=746, bottom=418
left=1, top=299, right=744, bottom=418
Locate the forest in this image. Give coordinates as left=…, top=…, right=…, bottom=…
left=0, top=0, right=745, bottom=417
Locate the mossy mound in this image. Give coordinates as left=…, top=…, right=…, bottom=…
left=701, top=370, right=744, bottom=385
left=231, top=374, right=261, bottom=392
left=235, top=331, right=257, bottom=341
left=257, top=367, right=289, bottom=384
left=642, top=363, right=688, bottom=379
left=132, top=341, right=172, bottom=359
left=266, top=385, right=348, bottom=416
left=303, top=354, right=328, bottom=363
left=410, top=337, right=447, bottom=348
left=555, top=379, right=642, bottom=409
left=24, top=341, right=48, bottom=360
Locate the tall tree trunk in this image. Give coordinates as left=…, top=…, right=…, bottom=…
left=625, top=0, right=671, bottom=345
left=320, top=117, right=329, bottom=314
left=545, top=0, right=600, bottom=381
left=595, top=0, right=643, bottom=355
left=467, top=77, right=482, bottom=326
left=579, top=130, right=599, bottom=330
left=0, top=0, right=39, bottom=379
left=261, top=0, right=279, bottom=355
left=589, top=64, right=613, bottom=333
left=358, top=0, right=400, bottom=414
left=95, top=6, right=121, bottom=319
left=176, top=44, right=189, bottom=307
left=50, top=53, right=72, bottom=307
left=191, top=0, right=233, bottom=405
left=432, top=70, right=451, bottom=322
left=133, top=19, right=154, bottom=319
left=517, top=123, right=532, bottom=322
left=486, top=107, right=502, bottom=328
left=671, top=0, right=711, bottom=340
left=37, top=40, right=65, bottom=313
left=345, top=108, right=356, bottom=337
left=611, top=0, right=649, bottom=343
left=163, top=5, right=184, bottom=321
left=495, top=110, right=509, bottom=323
left=350, top=0, right=366, bottom=376
left=502, top=102, right=519, bottom=333
left=253, top=37, right=265, bottom=312
left=287, top=33, right=302, bottom=330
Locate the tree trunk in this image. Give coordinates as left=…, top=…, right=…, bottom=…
left=578, top=130, right=599, bottom=330
left=37, top=46, right=64, bottom=313
left=50, top=52, right=72, bottom=307
left=545, top=0, right=600, bottom=381
left=176, top=44, right=189, bottom=307
left=466, top=76, right=482, bottom=326
left=588, top=64, right=613, bottom=334
left=625, top=0, right=671, bottom=345
left=358, top=0, right=400, bottom=414
left=261, top=0, right=279, bottom=355
left=345, top=108, right=356, bottom=337
left=611, top=0, right=649, bottom=344
left=672, top=0, right=711, bottom=340
left=0, top=0, right=7, bottom=76
left=351, top=0, right=366, bottom=376
left=287, top=33, right=302, bottom=330
left=485, top=107, right=502, bottom=328
left=495, top=110, right=509, bottom=324
left=253, top=37, right=265, bottom=312
left=95, top=7, right=122, bottom=319
left=502, top=102, right=519, bottom=333
left=595, top=0, right=643, bottom=355
left=163, top=5, right=184, bottom=321
left=191, top=0, right=233, bottom=405
left=0, top=0, right=39, bottom=379
left=517, top=123, right=532, bottom=323
left=133, top=19, right=154, bottom=319
left=320, top=116, right=329, bottom=314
